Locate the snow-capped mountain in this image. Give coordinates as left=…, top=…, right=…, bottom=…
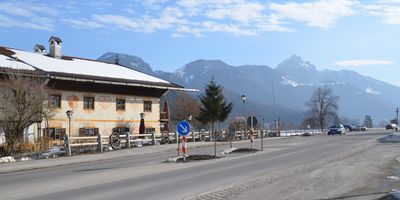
left=98, top=53, right=399, bottom=123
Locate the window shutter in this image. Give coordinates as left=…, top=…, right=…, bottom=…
left=94, top=128, right=99, bottom=136
left=43, top=128, right=48, bottom=138
left=60, top=128, right=66, bottom=140
left=79, top=128, right=85, bottom=137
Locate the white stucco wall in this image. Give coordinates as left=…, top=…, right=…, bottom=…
left=43, top=90, right=161, bottom=137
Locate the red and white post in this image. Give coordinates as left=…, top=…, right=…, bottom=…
left=182, top=136, right=187, bottom=162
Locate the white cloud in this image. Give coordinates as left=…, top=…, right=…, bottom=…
left=335, top=59, right=394, bottom=67
left=171, top=33, right=185, bottom=38
left=62, top=19, right=104, bottom=29
left=20, top=0, right=363, bottom=37
left=92, top=15, right=139, bottom=31
left=0, top=1, right=57, bottom=31
left=363, top=1, right=400, bottom=25
left=201, top=21, right=257, bottom=36
left=176, top=25, right=204, bottom=37
left=205, top=2, right=265, bottom=22
left=269, top=0, right=357, bottom=29
left=0, top=14, right=54, bottom=31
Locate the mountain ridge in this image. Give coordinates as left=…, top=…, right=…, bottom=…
left=98, top=52, right=399, bottom=125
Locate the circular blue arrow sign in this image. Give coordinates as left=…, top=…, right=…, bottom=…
left=177, top=120, right=191, bottom=136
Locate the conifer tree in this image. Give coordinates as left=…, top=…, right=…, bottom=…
left=197, top=78, right=233, bottom=156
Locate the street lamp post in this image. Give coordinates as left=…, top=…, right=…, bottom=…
left=261, top=118, right=264, bottom=151
left=187, top=114, right=193, bottom=142
left=241, top=95, right=247, bottom=140
left=65, top=110, right=73, bottom=156
left=396, top=108, right=399, bottom=131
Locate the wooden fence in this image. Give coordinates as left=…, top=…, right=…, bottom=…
left=65, top=129, right=324, bottom=152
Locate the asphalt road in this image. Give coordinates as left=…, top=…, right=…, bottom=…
left=0, top=130, right=395, bottom=200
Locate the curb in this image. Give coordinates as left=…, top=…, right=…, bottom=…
left=0, top=137, right=284, bottom=174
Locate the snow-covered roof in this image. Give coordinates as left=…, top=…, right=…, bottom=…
left=0, top=46, right=179, bottom=86
left=12, top=48, right=171, bottom=84
left=0, top=54, right=36, bottom=71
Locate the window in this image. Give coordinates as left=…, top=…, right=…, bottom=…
left=49, top=95, right=61, bottom=108
left=43, top=128, right=66, bottom=140
left=144, top=101, right=152, bottom=112
left=79, top=128, right=99, bottom=136
left=113, top=127, right=130, bottom=135
left=84, top=97, right=95, bottom=110
left=116, top=98, right=126, bottom=111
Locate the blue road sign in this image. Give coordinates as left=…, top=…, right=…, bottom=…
left=177, top=120, right=191, bottom=136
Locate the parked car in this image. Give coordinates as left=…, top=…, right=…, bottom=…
left=327, top=124, right=346, bottom=135
left=386, top=124, right=397, bottom=130
left=343, top=124, right=356, bottom=131
left=356, top=125, right=367, bottom=131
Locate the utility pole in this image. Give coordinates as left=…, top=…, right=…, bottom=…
left=271, top=82, right=278, bottom=132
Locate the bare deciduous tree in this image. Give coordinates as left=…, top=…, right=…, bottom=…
left=306, top=86, right=339, bottom=132
left=170, top=91, right=200, bottom=128
left=0, top=73, right=50, bottom=155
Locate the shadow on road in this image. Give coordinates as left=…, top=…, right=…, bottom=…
left=75, top=167, right=118, bottom=172
left=318, top=191, right=389, bottom=200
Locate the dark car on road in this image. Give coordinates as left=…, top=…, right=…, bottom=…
left=386, top=124, right=397, bottom=130
left=343, top=124, right=356, bottom=131
left=327, top=124, right=346, bottom=135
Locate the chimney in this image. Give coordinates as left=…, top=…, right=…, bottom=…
left=49, top=36, right=62, bottom=59
left=33, top=44, right=46, bottom=54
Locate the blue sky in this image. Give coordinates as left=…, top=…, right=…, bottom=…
left=1, top=0, right=400, bottom=86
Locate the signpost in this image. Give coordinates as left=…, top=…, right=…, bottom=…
left=228, top=127, right=236, bottom=148
left=247, top=116, right=258, bottom=149
left=177, top=120, right=191, bottom=162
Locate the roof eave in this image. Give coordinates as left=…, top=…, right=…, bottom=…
left=50, top=74, right=199, bottom=92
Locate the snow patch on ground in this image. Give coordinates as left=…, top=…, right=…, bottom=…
left=185, top=75, right=194, bottom=83
left=281, top=76, right=301, bottom=87
left=387, top=176, right=400, bottom=180
left=166, top=156, right=180, bottom=163
left=365, top=87, right=381, bottom=95
left=0, top=156, right=16, bottom=163
left=219, top=148, right=237, bottom=155
left=175, top=67, right=185, bottom=78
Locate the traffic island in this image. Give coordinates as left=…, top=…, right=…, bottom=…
left=379, top=132, right=400, bottom=143
left=177, top=155, right=219, bottom=162
left=230, top=148, right=259, bottom=153
left=165, top=155, right=220, bottom=163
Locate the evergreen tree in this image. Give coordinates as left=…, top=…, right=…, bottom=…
left=363, top=115, right=373, bottom=128
left=197, top=78, right=233, bottom=156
